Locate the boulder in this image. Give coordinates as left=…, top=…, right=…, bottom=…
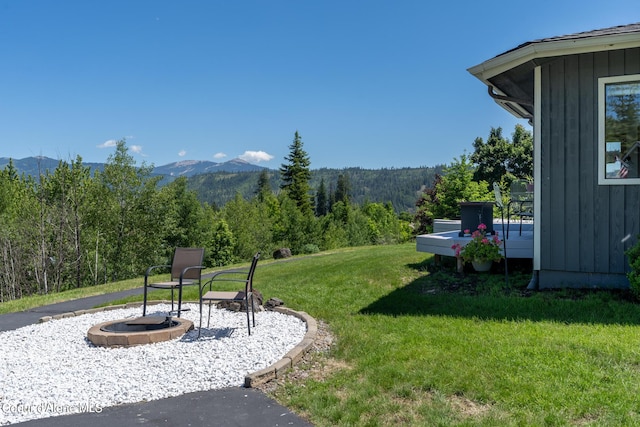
left=265, top=297, right=284, bottom=309
left=273, top=248, right=292, bottom=259
left=217, top=290, right=263, bottom=312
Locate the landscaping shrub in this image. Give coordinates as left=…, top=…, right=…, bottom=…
left=301, top=243, right=320, bottom=254
left=627, top=236, right=640, bottom=298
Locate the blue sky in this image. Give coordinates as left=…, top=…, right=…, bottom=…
left=1, top=1, right=637, bottom=169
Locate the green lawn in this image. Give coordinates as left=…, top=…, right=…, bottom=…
left=4, top=243, right=640, bottom=426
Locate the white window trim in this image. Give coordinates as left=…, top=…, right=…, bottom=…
left=533, top=66, right=541, bottom=271
left=598, top=74, right=640, bottom=186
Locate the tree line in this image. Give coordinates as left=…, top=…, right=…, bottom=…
left=0, top=135, right=413, bottom=302
left=0, top=126, right=532, bottom=302
left=186, top=165, right=443, bottom=214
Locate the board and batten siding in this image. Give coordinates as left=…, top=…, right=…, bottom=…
left=538, top=47, right=640, bottom=288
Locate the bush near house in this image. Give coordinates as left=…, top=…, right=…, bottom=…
left=627, top=237, right=640, bottom=298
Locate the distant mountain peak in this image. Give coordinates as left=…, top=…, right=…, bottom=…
left=227, top=158, right=250, bottom=164
left=172, top=159, right=214, bottom=167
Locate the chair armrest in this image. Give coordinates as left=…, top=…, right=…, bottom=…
left=179, top=265, right=205, bottom=282
left=200, top=270, right=250, bottom=295
left=145, top=264, right=171, bottom=278
left=516, top=200, right=533, bottom=213
left=203, top=269, right=249, bottom=282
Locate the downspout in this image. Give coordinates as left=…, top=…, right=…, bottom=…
left=527, top=270, right=539, bottom=290
left=529, top=66, right=542, bottom=290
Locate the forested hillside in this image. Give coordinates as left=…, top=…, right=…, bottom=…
left=187, top=166, right=444, bottom=213
left=3, top=156, right=444, bottom=213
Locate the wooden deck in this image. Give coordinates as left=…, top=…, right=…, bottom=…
left=416, top=219, right=533, bottom=259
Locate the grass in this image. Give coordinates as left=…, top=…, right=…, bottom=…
left=3, top=243, right=640, bottom=425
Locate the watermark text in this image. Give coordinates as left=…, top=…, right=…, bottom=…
left=1, top=398, right=103, bottom=415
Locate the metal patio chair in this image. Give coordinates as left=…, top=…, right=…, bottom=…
left=507, top=180, right=534, bottom=238
left=142, top=247, right=205, bottom=318
left=198, top=252, right=260, bottom=337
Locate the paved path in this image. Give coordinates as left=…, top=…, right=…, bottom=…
left=0, top=288, right=313, bottom=427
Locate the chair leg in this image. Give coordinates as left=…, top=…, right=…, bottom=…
left=198, top=298, right=203, bottom=338
left=244, top=297, right=251, bottom=335
left=250, top=295, right=256, bottom=328
left=198, top=300, right=214, bottom=339
left=143, top=281, right=148, bottom=317
left=519, top=215, right=523, bottom=236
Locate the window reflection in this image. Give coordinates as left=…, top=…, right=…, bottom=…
left=604, top=81, right=640, bottom=179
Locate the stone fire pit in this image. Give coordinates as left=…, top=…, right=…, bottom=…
left=87, top=315, right=193, bottom=347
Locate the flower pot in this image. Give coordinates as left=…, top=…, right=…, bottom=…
left=471, top=259, right=493, bottom=272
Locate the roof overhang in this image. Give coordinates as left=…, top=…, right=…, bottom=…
left=468, top=26, right=640, bottom=119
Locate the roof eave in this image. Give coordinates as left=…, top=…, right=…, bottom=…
left=468, top=31, right=640, bottom=120
left=469, top=32, right=640, bottom=82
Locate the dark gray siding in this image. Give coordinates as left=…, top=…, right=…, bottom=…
left=539, top=47, right=640, bottom=288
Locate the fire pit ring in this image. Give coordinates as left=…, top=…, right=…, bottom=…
left=87, top=316, right=194, bottom=348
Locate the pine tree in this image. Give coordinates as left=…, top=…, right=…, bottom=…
left=315, top=178, right=328, bottom=216
left=335, top=173, right=351, bottom=204
left=327, top=182, right=336, bottom=213
left=279, top=131, right=313, bottom=215
left=255, top=169, right=272, bottom=202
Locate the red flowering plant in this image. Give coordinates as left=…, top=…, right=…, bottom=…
left=451, top=223, right=503, bottom=263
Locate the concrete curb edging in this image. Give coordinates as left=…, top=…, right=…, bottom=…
left=244, top=307, right=317, bottom=388
left=38, top=300, right=318, bottom=389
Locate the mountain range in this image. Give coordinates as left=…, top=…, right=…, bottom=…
left=0, top=156, right=265, bottom=178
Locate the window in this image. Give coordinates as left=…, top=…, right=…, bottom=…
left=598, top=74, right=640, bottom=185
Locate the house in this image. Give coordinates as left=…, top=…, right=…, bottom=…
left=467, top=23, right=640, bottom=288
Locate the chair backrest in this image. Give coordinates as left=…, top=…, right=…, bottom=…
left=493, top=182, right=504, bottom=209
left=171, top=248, right=204, bottom=280
left=246, top=252, right=260, bottom=291
left=510, top=179, right=533, bottom=201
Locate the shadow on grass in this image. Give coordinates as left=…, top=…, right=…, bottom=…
left=360, top=260, right=640, bottom=326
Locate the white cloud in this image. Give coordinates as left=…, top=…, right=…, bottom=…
left=130, top=145, right=143, bottom=154
left=213, top=152, right=227, bottom=160
left=238, top=150, right=274, bottom=163
left=97, top=139, right=118, bottom=148
left=178, top=150, right=187, bottom=157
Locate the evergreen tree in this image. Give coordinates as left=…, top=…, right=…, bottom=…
left=255, top=169, right=272, bottom=202
left=327, top=182, right=336, bottom=213
left=279, top=131, right=313, bottom=215
left=413, top=174, right=442, bottom=235
left=335, top=173, right=351, bottom=204
left=315, top=178, right=328, bottom=216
